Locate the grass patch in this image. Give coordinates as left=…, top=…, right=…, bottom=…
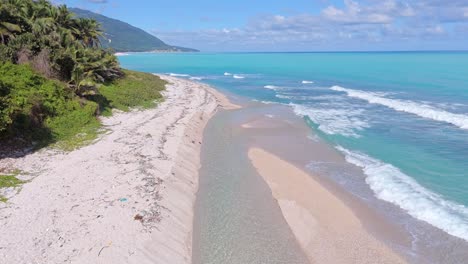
left=45, top=100, right=102, bottom=151
left=0, top=174, right=24, bottom=188
left=97, top=70, right=166, bottom=115
left=0, top=171, right=26, bottom=203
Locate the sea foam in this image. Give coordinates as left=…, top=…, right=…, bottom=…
left=291, top=104, right=369, bottom=137
left=224, top=72, right=232, bottom=76
left=169, top=73, right=190, bottom=77
left=264, top=85, right=280, bottom=90
left=114, top=52, right=129, bottom=56
left=302, top=80, right=314, bottom=84
left=233, top=75, right=245, bottom=79
left=331, top=86, right=468, bottom=130
left=337, top=146, right=468, bottom=242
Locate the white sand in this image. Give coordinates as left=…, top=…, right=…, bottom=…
left=248, top=148, right=406, bottom=264
left=0, top=75, right=238, bottom=264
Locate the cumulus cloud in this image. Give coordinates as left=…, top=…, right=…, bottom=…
left=151, top=0, right=468, bottom=51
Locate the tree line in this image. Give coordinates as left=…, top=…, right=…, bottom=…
left=0, top=0, right=127, bottom=144
left=0, top=0, right=123, bottom=96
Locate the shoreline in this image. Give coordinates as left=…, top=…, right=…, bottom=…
left=248, top=147, right=407, bottom=263
left=193, top=95, right=411, bottom=263
left=0, top=75, right=238, bottom=263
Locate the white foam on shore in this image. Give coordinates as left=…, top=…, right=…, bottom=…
left=302, top=80, right=314, bottom=84
left=331, top=86, right=468, bottom=130
left=190, top=77, right=204, bottom=81
left=337, top=146, right=468, bottom=242
left=291, top=103, right=369, bottom=137
left=233, top=75, right=245, bottom=79
left=169, top=73, right=190, bottom=77
left=114, top=52, right=129, bottom=56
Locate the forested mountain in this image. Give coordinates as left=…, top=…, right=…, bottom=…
left=70, top=8, right=198, bottom=52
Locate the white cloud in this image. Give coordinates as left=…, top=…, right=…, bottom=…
left=152, top=0, right=468, bottom=51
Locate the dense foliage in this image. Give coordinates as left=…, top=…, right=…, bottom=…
left=0, top=0, right=166, bottom=149
left=0, top=0, right=123, bottom=94
left=0, top=62, right=100, bottom=147
left=70, top=8, right=198, bottom=52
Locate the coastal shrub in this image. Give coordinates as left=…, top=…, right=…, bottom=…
left=45, top=100, right=101, bottom=150
left=0, top=62, right=99, bottom=148
left=96, top=70, right=166, bottom=115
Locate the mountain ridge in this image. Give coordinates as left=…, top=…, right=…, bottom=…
left=69, top=8, right=198, bottom=53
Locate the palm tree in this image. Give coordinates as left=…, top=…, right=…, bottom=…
left=72, top=18, right=102, bottom=48
left=1, top=0, right=122, bottom=96
left=0, top=21, right=21, bottom=44
left=0, top=0, right=23, bottom=44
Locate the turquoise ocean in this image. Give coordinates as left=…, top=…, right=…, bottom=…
left=119, top=52, right=468, bottom=246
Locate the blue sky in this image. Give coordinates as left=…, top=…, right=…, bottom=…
left=55, top=0, right=468, bottom=51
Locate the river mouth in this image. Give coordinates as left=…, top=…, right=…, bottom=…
left=192, top=104, right=309, bottom=264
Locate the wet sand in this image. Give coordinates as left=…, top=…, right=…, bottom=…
left=249, top=147, right=405, bottom=263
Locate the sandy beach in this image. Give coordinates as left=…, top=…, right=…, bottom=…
left=0, top=75, right=237, bottom=264
left=1, top=75, right=410, bottom=264
left=248, top=147, right=406, bottom=264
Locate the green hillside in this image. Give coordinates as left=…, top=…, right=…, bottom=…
left=70, top=8, right=198, bottom=52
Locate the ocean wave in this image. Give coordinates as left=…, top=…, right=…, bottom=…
left=291, top=104, right=369, bottom=137
left=311, top=95, right=345, bottom=101
left=302, top=80, right=314, bottom=84
left=114, top=52, right=129, bottom=56
left=276, top=94, right=342, bottom=101
left=233, top=75, right=245, bottom=79
left=331, top=86, right=468, bottom=130
left=169, top=73, right=190, bottom=77
left=189, top=76, right=204, bottom=80
left=276, top=94, right=292, bottom=99
left=337, top=146, right=468, bottom=242
left=224, top=72, right=232, bottom=76
left=264, top=85, right=280, bottom=90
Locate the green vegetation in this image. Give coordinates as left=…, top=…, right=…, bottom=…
left=0, top=62, right=100, bottom=148
left=0, top=174, right=24, bottom=188
left=0, top=171, right=24, bottom=203
left=0, top=0, right=123, bottom=92
left=98, top=70, right=166, bottom=114
left=70, top=8, right=198, bottom=52
left=0, top=1, right=166, bottom=150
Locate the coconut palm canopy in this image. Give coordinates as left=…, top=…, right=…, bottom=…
left=0, top=0, right=123, bottom=95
